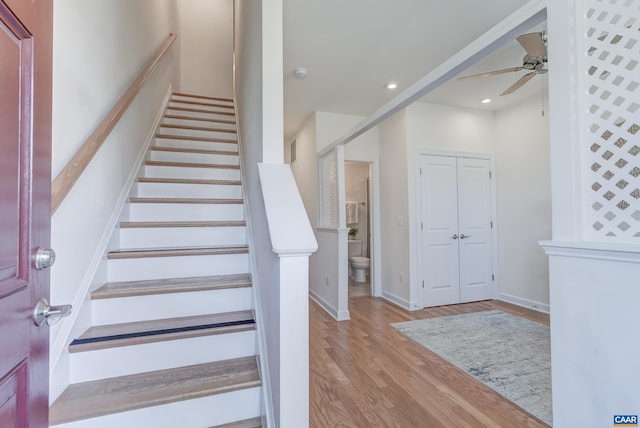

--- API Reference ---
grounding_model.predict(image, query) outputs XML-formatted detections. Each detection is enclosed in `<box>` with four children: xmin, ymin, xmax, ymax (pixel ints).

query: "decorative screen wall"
<box><xmin>319</xmin><ymin>150</ymin><xmax>338</xmax><ymax>228</ymax></box>
<box><xmin>584</xmin><ymin>0</ymin><xmax>640</xmax><ymax>238</ymax></box>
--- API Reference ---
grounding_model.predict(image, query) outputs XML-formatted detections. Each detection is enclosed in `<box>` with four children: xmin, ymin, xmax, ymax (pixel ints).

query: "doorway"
<box><xmin>419</xmin><ymin>155</ymin><xmax>494</xmax><ymax>307</ymax></box>
<box><xmin>345</xmin><ymin>162</ymin><xmax>372</xmax><ymax>298</ymax></box>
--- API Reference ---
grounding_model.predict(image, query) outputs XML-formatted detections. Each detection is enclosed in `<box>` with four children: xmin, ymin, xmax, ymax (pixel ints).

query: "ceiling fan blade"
<box><xmin>500</xmin><ymin>72</ymin><xmax>536</xmax><ymax>96</ymax></box>
<box><xmin>457</xmin><ymin>66</ymin><xmax>525</xmax><ymax>81</ymax></box>
<box><xmin>517</xmin><ymin>32</ymin><xmax>547</xmax><ymax>58</ymax></box>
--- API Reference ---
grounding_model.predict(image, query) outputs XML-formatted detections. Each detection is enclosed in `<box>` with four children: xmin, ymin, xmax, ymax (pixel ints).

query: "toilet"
<box><xmin>347</xmin><ymin>239</ymin><xmax>370</xmax><ymax>283</ymax></box>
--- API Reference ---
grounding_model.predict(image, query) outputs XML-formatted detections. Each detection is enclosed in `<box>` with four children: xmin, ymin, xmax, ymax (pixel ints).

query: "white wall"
<box><xmin>378</xmin><ymin>110</ymin><xmax>411</xmax><ymax>306</ymax></box>
<box><xmin>234</xmin><ymin>0</ymin><xmax>283</xmax><ymax>425</ymax></box>
<box><xmin>495</xmin><ymin>95</ymin><xmax>551</xmax><ymax>309</ymax></box>
<box><xmin>50</xmin><ymin>0</ymin><xmax>177</xmax><ymax>400</ymax></box>
<box><xmin>406</xmin><ymin>102</ymin><xmax>495</xmax><ymax>153</ymax></box>
<box><xmin>174</xmin><ymin>0</ymin><xmax>233</xmax><ymax>97</ymax></box>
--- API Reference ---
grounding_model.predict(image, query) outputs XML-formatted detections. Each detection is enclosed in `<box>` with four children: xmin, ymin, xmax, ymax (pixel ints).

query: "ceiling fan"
<box><xmin>457</xmin><ymin>32</ymin><xmax>548</xmax><ymax>96</ymax></box>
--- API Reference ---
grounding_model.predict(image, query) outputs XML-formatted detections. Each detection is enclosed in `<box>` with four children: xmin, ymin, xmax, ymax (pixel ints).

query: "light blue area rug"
<box><xmin>392</xmin><ymin>310</ymin><xmax>552</xmax><ymax>425</ymax></box>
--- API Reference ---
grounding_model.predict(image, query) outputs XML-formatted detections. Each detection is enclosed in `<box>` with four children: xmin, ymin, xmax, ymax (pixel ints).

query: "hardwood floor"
<box><xmin>310</xmin><ymin>297</ymin><xmax>550</xmax><ymax>427</ymax></box>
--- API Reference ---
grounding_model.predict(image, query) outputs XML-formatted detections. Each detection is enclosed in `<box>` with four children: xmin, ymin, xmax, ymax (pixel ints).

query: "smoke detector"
<box><xmin>293</xmin><ymin>67</ymin><xmax>308</xmax><ymax>79</ymax></box>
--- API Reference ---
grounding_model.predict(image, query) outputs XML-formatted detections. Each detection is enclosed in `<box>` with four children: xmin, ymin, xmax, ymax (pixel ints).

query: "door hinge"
<box><xmin>490</xmin><ymin>221</ymin><xmax>493</xmax><ymax>229</ymax></box>
<box><xmin>492</xmin><ymin>274</ymin><xmax>495</xmax><ymax>281</ymax></box>
<box><xmin>422</xmin><ymin>280</ymin><xmax>425</xmax><ymax>288</ymax></box>
<box><xmin>420</xmin><ymin>167</ymin><xmax>423</xmax><ymax>175</ymax></box>
<box><xmin>421</xmin><ymin>222</ymin><xmax>424</xmax><ymax>230</ymax></box>
<box><xmin>489</xmin><ymin>171</ymin><xmax>492</xmax><ymax>179</ymax></box>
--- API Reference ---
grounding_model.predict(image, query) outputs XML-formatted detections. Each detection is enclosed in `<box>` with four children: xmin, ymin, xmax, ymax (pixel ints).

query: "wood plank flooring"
<box><xmin>310</xmin><ymin>297</ymin><xmax>550</xmax><ymax>428</ymax></box>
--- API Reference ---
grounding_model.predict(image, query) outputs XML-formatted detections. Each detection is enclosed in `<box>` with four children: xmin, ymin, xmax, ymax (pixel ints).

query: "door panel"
<box><xmin>420</xmin><ymin>155</ymin><xmax>460</xmax><ymax>307</ymax></box>
<box><xmin>457</xmin><ymin>158</ymin><xmax>493</xmax><ymax>303</ymax></box>
<box><xmin>420</xmin><ymin>155</ymin><xmax>493</xmax><ymax>308</ymax></box>
<box><xmin>0</xmin><ymin>1</ymin><xmax>52</xmax><ymax>426</ymax></box>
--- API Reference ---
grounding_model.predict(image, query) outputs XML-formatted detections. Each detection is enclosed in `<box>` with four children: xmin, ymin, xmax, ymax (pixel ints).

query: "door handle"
<box><xmin>451</xmin><ymin>234</ymin><xmax>459</xmax><ymax>240</ymax></box>
<box><xmin>460</xmin><ymin>234</ymin><xmax>471</xmax><ymax>239</ymax></box>
<box><xmin>33</xmin><ymin>298</ymin><xmax>72</xmax><ymax>327</ymax></box>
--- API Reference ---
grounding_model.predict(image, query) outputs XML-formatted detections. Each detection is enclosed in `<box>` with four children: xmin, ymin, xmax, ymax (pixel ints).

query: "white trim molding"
<box><xmin>498</xmin><ymin>293</ymin><xmax>550</xmax><ymax>314</ymax></box>
<box><xmin>540</xmin><ymin>240</ymin><xmax>640</xmax><ymax>264</ymax></box>
<box><xmin>382</xmin><ymin>291</ymin><xmax>412</xmax><ymax>311</ymax></box>
<box><xmin>309</xmin><ymin>291</ymin><xmax>350</xmax><ymax>321</ymax></box>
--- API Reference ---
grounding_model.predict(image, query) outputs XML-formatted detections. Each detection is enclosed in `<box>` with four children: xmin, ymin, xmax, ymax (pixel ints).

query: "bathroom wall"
<box><xmin>345</xmin><ymin>163</ymin><xmax>370</xmax><ymax>257</ymax></box>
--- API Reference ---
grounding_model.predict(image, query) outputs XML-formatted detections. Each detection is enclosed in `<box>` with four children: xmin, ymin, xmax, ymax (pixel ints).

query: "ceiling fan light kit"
<box><xmin>457</xmin><ymin>31</ymin><xmax>548</xmax><ymax>96</ymax></box>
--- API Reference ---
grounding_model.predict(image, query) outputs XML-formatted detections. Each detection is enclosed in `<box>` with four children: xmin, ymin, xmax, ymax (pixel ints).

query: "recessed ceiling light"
<box><xmin>481</xmin><ymin>98</ymin><xmax>492</xmax><ymax>104</ymax></box>
<box><xmin>387</xmin><ymin>82</ymin><xmax>398</xmax><ymax>90</ymax></box>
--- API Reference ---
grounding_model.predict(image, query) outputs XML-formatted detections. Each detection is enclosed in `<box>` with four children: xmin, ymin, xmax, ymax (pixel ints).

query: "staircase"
<box><xmin>50</xmin><ymin>93</ymin><xmax>263</xmax><ymax>428</ymax></box>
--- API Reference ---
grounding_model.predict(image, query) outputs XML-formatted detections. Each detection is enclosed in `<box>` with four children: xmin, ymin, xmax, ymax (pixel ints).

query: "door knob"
<box><xmin>460</xmin><ymin>234</ymin><xmax>471</xmax><ymax>239</ymax></box>
<box><xmin>33</xmin><ymin>298</ymin><xmax>72</xmax><ymax>327</ymax></box>
<box><xmin>34</xmin><ymin>247</ymin><xmax>56</xmax><ymax>270</ymax></box>
<box><xmin>451</xmin><ymin>234</ymin><xmax>459</xmax><ymax>240</ymax></box>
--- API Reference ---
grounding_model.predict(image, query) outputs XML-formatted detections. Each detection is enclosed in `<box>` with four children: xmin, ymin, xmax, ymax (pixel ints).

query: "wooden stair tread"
<box><xmin>49</xmin><ymin>357</ymin><xmax>261</xmax><ymax>425</ymax></box>
<box><xmin>170</xmin><ymin>99</ymin><xmax>234</xmax><ymax>110</ymax></box>
<box><xmin>164</xmin><ymin>114</ymin><xmax>235</xmax><ymax>125</ymax></box>
<box><xmin>107</xmin><ymin>246</ymin><xmax>248</xmax><ymax>259</ymax></box>
<box><xmin>150</xmin><ymin>146</ymin><xmax>238</xmax><ymax>156</ymax></box>
<box><xmin>165</xmin><ymin>106</ymin><xmax>235</xmax><ymax>116</ymax></box>
<box><xmin>92</xmin><ymin>274</ymin><xmax>252</xmax><ymax>299</ymax></box>
<box><xmin>160</xmin><ymin>123</ymin><xmax>236</xmax><ymax>134</ymax></box>
<box><xmin>119</xmin><ymin>220</ymin><xmax>246</xmax><ymax>228</ymax></box>
<box><xmin>156</xmin><ymin>133</ymin><xmax>237</xmax><ymax>144</ymax></box>
<box><xmin>70</xmin><ymin>310</ymin><xmax>255</xmax><ymax>353</ymax></box>
<box><xmin>211</xmin><ymin>417</ymin><xmax>262</xmax><ymax>428</ymax></box>
<box><xmin>145</xmin><ymin>160</ymin><xmax>240</xmax><ymax>170</ymax></box>
<box><xmin>172</xmin><ymin>92</ymin><xmax>233</xmax><ymax>102</ymax></box>
<box><xmin>137</xmin><ymin>177</ymin><xmax>242</xmax><ymax>186</ymax></box>
<box><xmin>129</xmin><ymin>196</ymin><xmax>243</xmax><ymax>204</ymax></box>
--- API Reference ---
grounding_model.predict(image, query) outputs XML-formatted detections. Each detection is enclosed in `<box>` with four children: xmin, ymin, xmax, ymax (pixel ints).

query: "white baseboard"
<box><xmin>497</xmin><ymin>293</ymin><xmax>550</xmax><ymax>314</ymax></box>
<box><xmin>49</xmin><ymin>86</ymin><xmax>173</xmax><ymax>401</ymax></box>
<box><xmin>309</xmin><ymin>291</ymin><xmax>350</xmax><ymax>321</ymax></box>
<box><xmin>382</xmin><ymin>291</ymin><xmax>412</xmax><ymax>311</ymax></box>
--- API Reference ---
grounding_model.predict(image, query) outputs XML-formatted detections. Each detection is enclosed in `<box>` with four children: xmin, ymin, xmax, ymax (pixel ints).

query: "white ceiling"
<box><xmin>283</xmin><ymin>0</ymin><xmax>540</xmax><ymax>140</ymax></box>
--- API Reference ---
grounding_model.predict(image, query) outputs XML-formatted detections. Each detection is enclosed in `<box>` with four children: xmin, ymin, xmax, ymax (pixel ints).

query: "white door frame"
<box><xmin>412</xmin><ymin>149</ymin><xmax>498</xmax><ymax>309</ymax></box>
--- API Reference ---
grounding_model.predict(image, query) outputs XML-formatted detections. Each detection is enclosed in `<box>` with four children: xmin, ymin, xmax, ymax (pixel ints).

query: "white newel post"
<box><xmin>258</xmin><ymin>163</ymin><xmax>318</xmax><ymax>428</ymax></box>
<box><xmin>277</xmin><ymin>253</ymin><xmax>311</xmax><ymax>427</ymax></box>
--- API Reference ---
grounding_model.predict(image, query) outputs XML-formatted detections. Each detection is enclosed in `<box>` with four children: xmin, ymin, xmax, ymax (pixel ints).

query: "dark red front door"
<box><xmin>0</xmin><ymin>0</ymin><xmax>52</xmax><ymax>426</ymax></box>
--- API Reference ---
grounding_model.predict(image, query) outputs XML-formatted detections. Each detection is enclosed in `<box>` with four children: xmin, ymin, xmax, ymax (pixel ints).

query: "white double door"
<box><xmin>420</xmin><ymin>155</ymin><xmax>494</xmax><ymax>308</ymax></box>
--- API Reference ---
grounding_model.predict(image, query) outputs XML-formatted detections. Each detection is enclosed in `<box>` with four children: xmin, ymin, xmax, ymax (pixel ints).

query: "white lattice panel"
<box><xmin>319</xmin><ymin>151</ymin><xmax>338</xmax><ymax>228</ymax></box>
<box><xmin>583</xmin><ymin>0</ymin><xmax>640</xmax><ymax>238</ymax></box>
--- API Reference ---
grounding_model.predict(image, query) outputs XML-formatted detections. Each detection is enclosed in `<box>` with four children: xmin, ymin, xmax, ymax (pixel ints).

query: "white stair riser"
<box><xmin>134</xmin><ymin>182</ymin><xmax>242</xmax><ymax>199</ymax></box>
<box><xmin>119</xmin><ymin>226</ymin><xmax>246</xmax><ymax>248</ymax></box>
<box><xmin>52</xmin><ymin>387</ymin><xmax>261</xmax><ymax>428</ymax></box>
<box><xmin>149</xmin><ymin>150</ymin><xmax>239</xmax><ymax>165</ymax></box>
<box><xmin>108</xmin><ymin>253</ymin><xmax>249</xmax><ymax>282</ymax></box>
<box><xmin>163</xmin><ymin>117</ymin><xmax>236</xmax><ymax>131</ymax></box>
<box><xmin>145</xmin><ymin>165</ymin><xmax>240</xmax><ymax>183</ymax></box>
<box><xmin>170</xmin><ymin>97</ymin><xmax>233</xmax><ymax>107</ymax></box>
<box><xmin>167</xmin><ymin>102</ymin><xmax>233</xmax><ymax>114</ymax></box>
<box><xmin>157</xmin><ymin>126</ymin><xmax>236</xmax><ymax>140</ymax></box>
<box><xmin>93</xmin><ymin>287</ymin><xmax>253</xmax><ymax>324</ymax></box>
<box><xmin>128</xmin><ymin>203</ymin><xmax>244</xmax><ymax>222</ymax></box>
<box><xmin>154</xmin><ymin>137</ymin><xmax>237</xmax><ymax>152</ymax></box>
<box><xmin>70</xmin><ymin>330</ymin><xmax>256</xmax><ymax>383</ymax></box>
<box><xmin>163</xmin><ymin>111</ymin><xmax>236</xmax><ymax>125</ymax></box>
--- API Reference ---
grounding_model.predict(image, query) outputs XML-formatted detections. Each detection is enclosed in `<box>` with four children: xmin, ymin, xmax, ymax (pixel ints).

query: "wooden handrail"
<box><xmin>51</xmin><ymin>33</ymin><xmax>177</xmax><ymax>214</ymax></box>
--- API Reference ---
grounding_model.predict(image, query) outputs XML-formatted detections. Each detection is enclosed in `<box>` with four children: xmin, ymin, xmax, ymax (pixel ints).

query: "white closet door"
<box><xmin>420</xmin><ymin>155</ymin><xmax>494</xmax><ymax>308</ymax></box>
<box><xmin>457</xmin><ymin>157</ymin><xmax>493</xmax><ymax>303</ymax></box>
<box><xmin>420</xmin><ymin>155</ymin><xmax>460</xmax><ymax>307</ymax></box>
